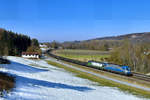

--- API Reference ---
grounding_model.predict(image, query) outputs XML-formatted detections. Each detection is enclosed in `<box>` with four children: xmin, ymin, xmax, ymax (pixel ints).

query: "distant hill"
<box><xmin>64</xmin><ymin>32</ymin><xmax>150</xmax><ymax>43</ymax></box>
<box><xmin>62</xmin><ymin>32</ymin><xmax>150</xmax><ymax>50</ymax></box>
<box><xmin>89</xmin><ymin>32</ymin><xmax>150</xmax><ymax>42</ymax></box>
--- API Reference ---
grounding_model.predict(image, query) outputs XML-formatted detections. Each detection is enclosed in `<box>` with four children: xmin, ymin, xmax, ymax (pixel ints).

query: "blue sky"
<box><xmin>0</xmin><ymin>0</ymin><xmax>150</xmax><ymax>42</ymax></box>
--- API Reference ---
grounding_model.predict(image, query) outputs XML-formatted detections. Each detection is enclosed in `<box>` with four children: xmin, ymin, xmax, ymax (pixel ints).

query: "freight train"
<box><xmin>88</xmin><ymin>60</ymin><xmax>132</xmax><ymax>76</ymax></box>
<box><xmin>47</xmin><ymin>52</ymin><xmax>132</xmax><ymax>76</ymax></box>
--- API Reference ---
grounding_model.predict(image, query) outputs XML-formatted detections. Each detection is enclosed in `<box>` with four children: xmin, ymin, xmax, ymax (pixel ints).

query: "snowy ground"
<box><xmin>0</xmin><ymin>56</ymin><xmax>148</xmax><ymax>100</ymax></box>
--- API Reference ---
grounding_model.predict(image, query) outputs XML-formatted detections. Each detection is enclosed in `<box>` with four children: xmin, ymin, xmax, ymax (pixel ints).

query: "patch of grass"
<box><xmin>0</xmin><ymin>72</ymin><xmax>15</xmax><ymax>97</ymax></box>
<box><xmin>47</xmin><ymin>60</ymin><xmax>150</xmax><ymax>99</ymax></box>
<box><xmin>59</xmin><ymin>54</ymin><xmax>110</xmax><ymax>62</ymax></box>
<box><xmin>54</xmin><ymin>49</ymin><xmax>110</xmax><ymax>55</ymax></box>
<box><xmin>53</xmin><ymin>49</ymin><xmax>110</xmax><ymax>62</ymax></box>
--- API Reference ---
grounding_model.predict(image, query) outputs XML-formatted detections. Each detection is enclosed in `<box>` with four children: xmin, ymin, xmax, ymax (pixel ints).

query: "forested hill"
<box><xmin>91</xmin><ymin>32</ymin><xmax>150</xmax><ymax>42</ymax></box>
<box><xmin>62</xmin><ymin>32</ymin><xmax>150</xmax><ymax>50</ymax></box>
<box><xmin>0</xmin><ymin>28</ymin><xmax>39</xmax><ymax>56</ymax></box>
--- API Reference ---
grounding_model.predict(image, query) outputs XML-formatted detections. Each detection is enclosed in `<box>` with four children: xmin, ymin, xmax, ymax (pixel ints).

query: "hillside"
<box><xmin>0</xmin><ymin>56</ymin><xmax>147</xmax><ymax>99</ymax></box>
<box><xmin>62</xmin><ymin>32</ymin><xmax>150</xmax><ymax>50</ymax></box>
<box><xmin>91</xmin><ymin>32</ymin><xmax>150</xmax><ymax>43</ymax></box>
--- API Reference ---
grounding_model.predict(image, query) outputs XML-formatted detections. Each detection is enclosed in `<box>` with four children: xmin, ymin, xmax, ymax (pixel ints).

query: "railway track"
<box><xmin>132</xmin><ymin>72</ymin><xmax>150</xmax><ymax>82</ymax></box>
<box><xmin>47</xmin><ymin>51</ymin><xmax>150</xmax><ymax>82</ymax></box>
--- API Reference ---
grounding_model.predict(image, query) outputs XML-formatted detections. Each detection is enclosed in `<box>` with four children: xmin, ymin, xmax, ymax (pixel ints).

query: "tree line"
<box><xmin>0</xmin><ymin>28</ymin><xmax>40</xmax><ymax>56</ymax></box>
<box><xmin>107</xmin><ymin>40</ymin><xmax>150</xmax><ymax>74</ymax></box>
<box><xmin>48</xmin><ymin>40</ymin><xmax>121</xmax><ymax>51</ymax></box>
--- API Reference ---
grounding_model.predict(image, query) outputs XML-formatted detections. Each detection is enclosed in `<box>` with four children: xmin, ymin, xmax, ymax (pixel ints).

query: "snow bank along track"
<box><xmin>47</xmin><ymin>52</ymin><xmax>150</xmax><ymax>82</ymax></box>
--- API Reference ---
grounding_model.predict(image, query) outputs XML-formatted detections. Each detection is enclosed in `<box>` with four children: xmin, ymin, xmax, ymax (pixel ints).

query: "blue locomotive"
<box><xmin>87</xmin><ymin>60</ymin><xmax>132</xmax><ymax>76</ymax></box>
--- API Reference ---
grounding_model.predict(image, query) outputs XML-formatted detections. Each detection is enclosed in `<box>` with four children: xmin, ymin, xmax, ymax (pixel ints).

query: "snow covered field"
<box><xmin>0</xmin><ymin>56</ymin><xmax>148</xmax><ymax>100</ymax></box>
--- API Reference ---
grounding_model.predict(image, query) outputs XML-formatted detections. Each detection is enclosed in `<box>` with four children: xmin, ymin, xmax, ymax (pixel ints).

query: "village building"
<box><xmin>22</xmin><ymin>52</ymin><xmax>40</xmax><ymax>59</ymax></box>
<box><xmin>39</xmin><ymin>44</ymin><xmax>48</xmax><ymax>48</ymax></box>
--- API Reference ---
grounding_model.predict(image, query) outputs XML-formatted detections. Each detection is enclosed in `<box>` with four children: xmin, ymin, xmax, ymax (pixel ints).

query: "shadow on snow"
<box><xmin>4</xmin><ymin>61</ymin><xmax>49</xmax><ymax>73</ymax></box>
<box><xmin>16</xmin><ymin>75</ymin><xmax>94</xmax><ymax>92</ymax></box>
<box><xmin>1</xmin><ymin>61</ymin><xmax>94</xmax><ymax>92</ymax></box>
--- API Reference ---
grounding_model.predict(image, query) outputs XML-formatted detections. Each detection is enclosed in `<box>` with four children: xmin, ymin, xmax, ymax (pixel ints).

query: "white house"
<box><xmin>22</xmin><ymin>52</ymin><xmax>40</xmax><ymax>59</ymax></box>
<box><xmin>39</xmin><ymin>44</ymin><xmax>47</xmax><ymax>48</ymax></box>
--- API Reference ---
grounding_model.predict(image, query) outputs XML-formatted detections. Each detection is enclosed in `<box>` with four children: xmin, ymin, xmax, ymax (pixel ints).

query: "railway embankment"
<box><xmin>46</xmin><ymin>56</ymin><xmax>150</xmax><ymax>98</ymax></box>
